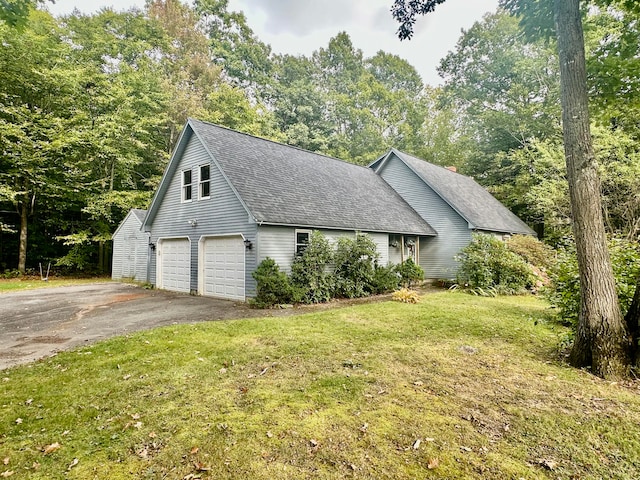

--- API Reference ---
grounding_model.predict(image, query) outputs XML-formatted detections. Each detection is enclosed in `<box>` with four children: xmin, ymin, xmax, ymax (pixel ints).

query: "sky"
<box><xmin>46</xmin><ymin>0</ymin><xmax>500</xmax><ymax>86</ymax></box>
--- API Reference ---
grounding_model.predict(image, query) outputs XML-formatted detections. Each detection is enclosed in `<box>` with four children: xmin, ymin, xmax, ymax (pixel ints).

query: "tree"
<box><xmin>391</xmin><ymin>0</ymin><xmax>633</xmax><ymax>378</ymax></box>
<box><xmin>0</xmin><ymin>10</ymin><xmax>86</xmax><ymax>273</ymax></box>
<box><xmin>0</xmin><ymin>0</ymin><xmax>49</xmax><ymax>29</ymax></box>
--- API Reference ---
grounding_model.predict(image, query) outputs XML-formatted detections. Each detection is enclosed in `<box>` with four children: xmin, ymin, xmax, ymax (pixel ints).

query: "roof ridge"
<box><xmin>188</xmin><ymin>117</ymin><xmax>372</xmax><ymax>170</ymax></box>
<box><xmin>392</xmin><ymin>148</ymin><xmax>463</xmax><ymax>177</ymax></box>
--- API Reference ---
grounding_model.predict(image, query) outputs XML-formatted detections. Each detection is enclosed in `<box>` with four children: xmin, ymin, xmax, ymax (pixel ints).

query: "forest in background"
<box><xmin>1</xmin><ymin>0</ymin><xmax>639</xmax><ymax>274</ymax></box>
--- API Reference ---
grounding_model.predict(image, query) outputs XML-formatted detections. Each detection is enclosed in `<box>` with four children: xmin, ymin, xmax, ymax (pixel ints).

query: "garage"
<box><xmin>199</xmin><ymin>235</ymin><xmax>245</xmax><ymax>300</ymax></box>
<box><xmin>112</xmin><ymin>209</ymin><xmax>148</xmax><ymax>282</ymax></box>
<box><xmin>157</xmin><ymin>237</ymin><xmax>191</xmax><ymax>293</ymax></box>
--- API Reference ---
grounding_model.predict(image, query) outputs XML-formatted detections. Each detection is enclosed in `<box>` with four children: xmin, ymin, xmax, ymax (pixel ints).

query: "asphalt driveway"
<box><xmin>0</xmin><ymin>282</ymin><xmax>268</xmax><ymax>370</ymax></box>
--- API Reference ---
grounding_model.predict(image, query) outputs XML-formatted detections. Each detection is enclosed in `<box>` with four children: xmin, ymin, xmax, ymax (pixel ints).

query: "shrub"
<box><xmin>394</xmin><ymin>258</ymin><xmax>424</xmax><ymax>287</ymax></box>
<box><xmin>456</xmin><ymin>233</ymin><xmax>534</xmax><ymax>295</ymax></box>
<box><xmin>290</xmin><ymin>231</ymin><xmax>334</xmax><ymax>303</ymax></box>
<box><xmin>251</xmin><ymin>257</ymin><xmax>293</xmax><ymax>308</ymax></box>
<box><xmin>392</xmin><ymin>287</ymin><xmax>420</xmax><ymax>304</ymax></box>
<box><xmin>333</xmin><ymin>233</ymin><xmax>379</xmax><ymax>298</ymax></box>
<box><xmin>371</xmin><ymin>263</ymin><xmax>400</xmax><ymax>294</ymax></box>
<box><xmin>506</xmin><ymin>234</ymin><xmax>556</xmax><ymax>271</ymax></box>
<box><xmin>546</xmin><ymin>238</ymin><xmax>640</xmax><ymax>326</ymax></box>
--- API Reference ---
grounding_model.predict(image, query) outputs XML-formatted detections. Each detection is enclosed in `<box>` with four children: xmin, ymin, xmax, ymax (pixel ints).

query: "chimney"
<box><xmin>445</xmin><ymin>166</ymin><xmax>457</xmax><ymax>173</ymax></box>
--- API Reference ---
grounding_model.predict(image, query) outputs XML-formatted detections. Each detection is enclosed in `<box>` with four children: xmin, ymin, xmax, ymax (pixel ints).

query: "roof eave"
<box><xmin>256</xmin><ymin>220</ymin><xmax>437</xmax><ymax>237</ymax></box>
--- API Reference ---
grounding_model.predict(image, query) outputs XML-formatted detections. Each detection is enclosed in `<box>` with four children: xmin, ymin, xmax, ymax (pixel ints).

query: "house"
<box><xmin>369</xmin><ymin>149</ymin><xmax>535</xmax><ymax>279</ymax></box>
<box><xmin>138</xmin><ymin>118</ymin><xmax>534</xmax><ymax>301</ymax></box>
<box><xmin>111</xmin><ymin>208</ymin><xmax>149</xmax><ymax>282</ymax></box>
<box><xmin>140</xmin><ymin>118</ymin><xmax>436</xmax><ymax>300</ymax></box>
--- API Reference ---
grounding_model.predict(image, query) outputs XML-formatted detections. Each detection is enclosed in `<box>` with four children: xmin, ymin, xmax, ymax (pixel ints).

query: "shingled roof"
<box><xmin>379</xmin><ymin>149</ymin><xmax>535</xmax><ymax>236</ymax></box>
<box><xmin>148</xmin><ymin>119</ymin><xmax>436</xmax><ymax>236</ymax></box>
<box><xmin>130</xmin><ymin>209</ymin><xmax>147</xmax><ymax>223</ymax></box>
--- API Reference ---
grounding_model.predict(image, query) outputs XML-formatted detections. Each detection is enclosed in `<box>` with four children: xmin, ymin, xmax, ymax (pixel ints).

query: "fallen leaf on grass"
<box><xmin>413</xmin><ymin>381</ymin><xmax>424</xmax><ymax>386</ymax></box>
<box><xmin>412</xmin><ymin>439</ymin><xmax>421</xmax><ymax>450</ymax></box>
<box><xmin>0</xmin><ymin>471</ymin><xmax>14</xmax><ymax>477</ymax></box>
<box><xmin>67</xmin><ymin>458</ymin><xmax>79</xmax><ymax>471</ymax></box>
<box><xmin>194</xmin><ymin>462</ymin><xmax>210</xmax><ymax>471</ymax></box>
<box><xmin>43</xmin><ymin>443</ymin><xmax>61</xmax><ymax>455</ymax></box>
<box><xmin>427</xmin><ymin>458</ymin><xmax>439</xmax><ymax>469</ymax></box>
<box><xmin>190</xmin><ymin>446</ymin><xmax>199</xmax><ymax>455</ymax></box>
<box><xmin>539</xmin><ymin>459</ymin><xmax>557</xmax><ymax>470</ymax></box>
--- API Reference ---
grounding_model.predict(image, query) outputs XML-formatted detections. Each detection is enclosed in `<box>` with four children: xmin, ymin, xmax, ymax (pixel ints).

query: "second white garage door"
<box><xmin>200</xmin><ymin>235</ymin><xmax>245</xmax><ymax>300</ymax></box>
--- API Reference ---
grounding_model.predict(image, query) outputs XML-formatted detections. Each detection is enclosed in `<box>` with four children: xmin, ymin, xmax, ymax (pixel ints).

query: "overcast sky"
<box><xmin>46</xmin><ymin>0</ymin><xmax>500</xmax><ymax>86</ymax></box>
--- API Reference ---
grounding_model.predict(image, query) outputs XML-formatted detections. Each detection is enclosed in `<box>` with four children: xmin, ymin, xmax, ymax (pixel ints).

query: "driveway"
<box><xmin>0</xmin><ymin>282</ymin><xmax>273</xmax><ymax>370</ymax></box>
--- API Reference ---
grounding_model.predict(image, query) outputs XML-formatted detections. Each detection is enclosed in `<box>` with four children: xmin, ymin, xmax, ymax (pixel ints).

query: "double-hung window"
<box><xmin>182</xmin><ymin>169</ymin><xmax>192</xmax><ymax>202</ymax></box>
<box><xmin>199</xmin><ymin>164</ymin><xmax>211</xmax><ymax>199</ymax></box>
<box><xmin>295</xmin><ymin>229</ymin><xmax>311</xmax><ymax>256</ymax></box>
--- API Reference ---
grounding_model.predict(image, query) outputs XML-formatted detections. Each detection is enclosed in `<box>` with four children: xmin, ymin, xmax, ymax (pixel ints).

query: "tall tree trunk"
<box><xmin>18</xmin><ymin>191</ymin><xmax>28</xmax><ymax>274</ymax></box>
<box><xmin>554</xmin><ymin>0</ymin><xmax>632</xmax><ymax>378</ymax></box>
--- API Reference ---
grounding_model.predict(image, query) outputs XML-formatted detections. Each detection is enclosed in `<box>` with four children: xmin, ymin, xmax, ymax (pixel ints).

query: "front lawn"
<box><xmin>1</xmin><ymin>292</ymin><xmax>639</xmax><ymax>479</ymax></box>
<box><xmin>0</xmin><ymin>277</ymin><xmax>110</xmax><ymax>293</ymax></box>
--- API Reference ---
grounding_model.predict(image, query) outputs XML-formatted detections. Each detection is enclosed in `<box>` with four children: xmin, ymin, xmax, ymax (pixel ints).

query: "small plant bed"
<box><xmin>2</xmin><ymin>293</ymin><xmax>639</xmax><ymax>479</ymax></box>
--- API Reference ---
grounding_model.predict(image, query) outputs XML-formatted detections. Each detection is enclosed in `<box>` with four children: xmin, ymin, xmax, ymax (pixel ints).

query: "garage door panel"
<box><xmin>201</xmin><ymin>236</ymin><xmax>245</xmax><ymax>300</ymax></box>
<box><xmin>159</xmin><ymin>238</ymin><xmax>190</xmax><ymax>293</ymax></box>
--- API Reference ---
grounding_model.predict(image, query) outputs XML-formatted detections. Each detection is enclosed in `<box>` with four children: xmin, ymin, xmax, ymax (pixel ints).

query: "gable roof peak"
<box><xmin>381</xmin><ymin>149</ymin><xmax>535</xmax><ymax>236</ymax></box>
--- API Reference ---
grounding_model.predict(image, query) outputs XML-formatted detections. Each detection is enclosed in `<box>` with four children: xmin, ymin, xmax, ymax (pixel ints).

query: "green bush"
<box><xmin>371</xmin><ymin>263</ymin><xmax>400</xmax><ymax>294</ymax></box>
<box><xmin>456</xmin><ymin>233</ymin><xmax>534</xmax><ymax>295</ymax></box>
<box><xmin>546</xmin><ymin>238</ymin><xmax>640</xmax><ymax>326</ymax></box>
<box><xmin>251</xmin><ymin>257</ymin><xmax>293</xmax><ymax>308</ymax></box>
<box><xmin>506</xmin><ymin>234</ymin><xmax>556</xmax><ymax>270</ymax></box>
<box><xmin>333</xmin><ymin>233</ymin><xmax>379</xmax><ymax>298</ymax></box>
<box><xmin>395</xmin><ymin>258</ymin><xmax>424</xmax><ymax>287</ymax></box>
<box><xmin>290</xmin><ymin>231</ymin><xmax>334</xmax><ymax>303</ymax></box>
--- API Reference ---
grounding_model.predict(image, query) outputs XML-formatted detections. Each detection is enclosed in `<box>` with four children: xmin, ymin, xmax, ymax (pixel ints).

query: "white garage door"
<box><xmin>201</xmin><ymin>236</ymin><xmax>245</xmax><ymax>300</ymax></box>
<box><xmin>158</xmin><ymin>238</ymin><xmax>190</xmax><ymax>293</ymax></box>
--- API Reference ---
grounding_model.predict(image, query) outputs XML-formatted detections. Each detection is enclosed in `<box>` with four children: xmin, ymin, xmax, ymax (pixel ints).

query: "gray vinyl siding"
<box><xmin>148</xmin><ymin>134</ymin><xmax>257</xmax><ymax>297</ymax></box>
<box><xmin>378</xmin><ymin>154</ymin><xmax>472</xmax><ymax>279</ymax></box>
<box><xmin>112</xmin><ymin>214</ymin><xmax>148</xmax><ymax>282</ymax></box>
<box><xmin>257</xmin><ymin>226</ymin><xmax>388</xmax><ymax>273</ymax></box>
<box><xmin>369</xmin><ymin>233</ymin><xmax>389</xmax><ymax>266</ymax></box>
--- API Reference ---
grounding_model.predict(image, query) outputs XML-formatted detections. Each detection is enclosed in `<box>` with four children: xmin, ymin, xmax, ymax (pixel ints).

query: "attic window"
<box><xmin>295</xmin><ymin>229</ymin><xmax>311</xmax><ymax>256</ymax></box>
<box><xmin>199</xmin><ymin>165</ymin><xmax>211</xmax><ymax>199</ymax></box>
<box><xmin>182</xmin><ymin>169</ymin><xmax>192</xmax><ymax>202</ymax></box>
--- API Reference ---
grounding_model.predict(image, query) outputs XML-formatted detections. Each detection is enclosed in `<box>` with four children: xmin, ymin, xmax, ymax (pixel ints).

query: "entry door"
<box><xmin>201</xmin><ymin>236</ymin><xmax>245</xmax><ymax>300</ymax></box>
<box><xmin>158</xmin><ymin>238</ymin><xmax>190</xmax><ymax>293</ymax></box>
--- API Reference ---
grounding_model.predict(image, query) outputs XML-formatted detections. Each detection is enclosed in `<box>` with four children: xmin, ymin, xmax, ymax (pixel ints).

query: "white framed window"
<box><xmin>199</xmin><ymin>164</ymin><xmax>211</xmax><ymax>199</ymax></box>
<box><xmin>182</xmin><ymin>169</ymin><xmax>193</xmax><ymax>203</ymax></box>
<box><xmin>295</xmin><ymin>229</ymin><xmax>312</xmax><ymax>255</ymax></box>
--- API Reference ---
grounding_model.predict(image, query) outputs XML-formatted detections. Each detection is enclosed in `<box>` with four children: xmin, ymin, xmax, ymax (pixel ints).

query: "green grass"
<box><xmin>1</xmin><ymin>292</ymin><xmax>639</xmax><ymax>479</ymax></box>
<box><xmin>0</xmin><ymin>277</ymin><xmax>111</xmax><ymax>292</ymax></box>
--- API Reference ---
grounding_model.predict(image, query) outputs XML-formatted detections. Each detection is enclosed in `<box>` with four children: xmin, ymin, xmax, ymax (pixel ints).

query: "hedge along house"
<box><xmin>141</xmin><ymin>118</ymin><xmax>437</xmax><ymax>301</ymax></box>
<box><xmin>111</xmin><ymin>208</ymin><xmax>149</xmax><ymax>282</ymax></box>
<box><xmin>369</xmin><ymin>149</ymin><xmax>536</xmax><ymax>279</ymax></box>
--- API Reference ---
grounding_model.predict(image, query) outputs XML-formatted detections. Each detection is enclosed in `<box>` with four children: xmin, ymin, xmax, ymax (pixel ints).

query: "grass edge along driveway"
<box><xmin>2</xmin><ymin>292</ymin><xmax>639</xmax><ymax>479</ymax></box>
